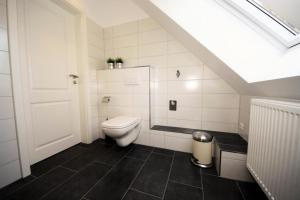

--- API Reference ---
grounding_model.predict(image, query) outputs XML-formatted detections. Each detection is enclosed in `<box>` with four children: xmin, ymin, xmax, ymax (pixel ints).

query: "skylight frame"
<box><xmin>222</xmin><ymin>0</ymin><xmax>300</xmax><ymax>48</ymax></box>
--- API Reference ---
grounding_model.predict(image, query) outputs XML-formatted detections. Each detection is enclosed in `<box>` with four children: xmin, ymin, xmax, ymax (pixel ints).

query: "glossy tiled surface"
<box><xmin>0</xmin><ymin>139</ymin><xmax>267</xmax><ymax>200</ymax></box>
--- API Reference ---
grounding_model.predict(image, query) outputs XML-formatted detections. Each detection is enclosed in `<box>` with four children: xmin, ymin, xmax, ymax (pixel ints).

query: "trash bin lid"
<box><xmin>192</xmin><ymin>131</ymin><xmax>213</xmax><ymax>142</ymax></box>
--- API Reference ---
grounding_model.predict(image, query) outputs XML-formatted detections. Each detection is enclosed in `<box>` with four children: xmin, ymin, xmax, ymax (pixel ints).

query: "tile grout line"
<box><xmin>130</xmin><ymin>188</ymin><xmax>162</xmax><ymax>199</ymax></box>
<box><xmin>161</xmin><ymin>151</ymin><xmax>175</xmax><ymax>200</ymax></box>
<box><xmin>80</xmin><ymin>145</ymin><xmax>135</xmax><ymax>200</ymax></box>
<box><xmin>200</xmin><ymin>167</ymin><xmax>205</xmax><ymax>200</ymax></box>
<box><xmin>58</xmin><ymin>165</ymin><xmax>79</xmax><ymax>173</ymax></box>
<box><xmin>236</xmin><ymin>181</ymin><xmax>246</xmax><ymax>200</ymax></box>
<box><xmin>168</xmin><ymin>179</ymin><xmax>202</xmax><ymax>189</ymax></box>
<box><xmin>151</xmin><ymin>151</ymin><xmax>174</xmax><ymax>158</ymax></box>
<box><xmin>120</xmin><ymin>148</ymin><xmax>155</xmax><ymax>200</ymax></box>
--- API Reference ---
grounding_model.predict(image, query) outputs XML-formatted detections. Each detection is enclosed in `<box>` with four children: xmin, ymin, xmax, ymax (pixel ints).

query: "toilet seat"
<box><xmin>102</xmin><ymin>116</ymin><xmax>139</xmax><ymax>129</ymax></box>
<box><xmin>102</xmin><ymin>116</ymin><xmax>141</xmax><ymax>139</ymax></box>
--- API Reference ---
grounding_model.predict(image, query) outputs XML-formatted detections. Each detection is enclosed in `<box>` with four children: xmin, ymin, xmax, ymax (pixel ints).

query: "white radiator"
<box><xmin>247</xmin><ymin>99</ymin><xmax>300</xmax><ymax>200</ymax></box>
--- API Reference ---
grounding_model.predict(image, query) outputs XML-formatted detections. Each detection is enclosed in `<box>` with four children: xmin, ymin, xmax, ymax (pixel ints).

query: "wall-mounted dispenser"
<box><xmin>169</xmin><ymin>100</ymin><xmax>177</xmax><ymax>111</ymax></box>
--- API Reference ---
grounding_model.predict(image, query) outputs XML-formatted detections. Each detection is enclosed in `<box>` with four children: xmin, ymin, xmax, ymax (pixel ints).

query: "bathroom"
<box><xmin>0</xmin><ymin>0</ymin><xmax>300</xmax><ymax>200</ymax></box>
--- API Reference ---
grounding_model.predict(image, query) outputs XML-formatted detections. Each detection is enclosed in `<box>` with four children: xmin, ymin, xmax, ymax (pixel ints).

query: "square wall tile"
<box><xmin>0</xmin><ymin>140</ymin><xmax>19</xmax><ymax>166</ymax></box>
<box><xmin>139</xmin><ymin>18</ymin><xmax>161</xmax><ymax>32</ymax></box>
<box><xmin>203</xmin><ymin>65</ymin><xmax>220</xmax><ymax>79</ymax></box>
<box><xmin>113</xmin><ymin>21</ymin><xmax>138</xmax><ymax>37</ymax></box>
<box><xmin>104</xmin><ymin>39</ymin><xmax>114</xmax><ymax>50</ymax></box>
<box><xmin>139</xmin><ymin>29</ymin><xmax>167</xmax><ymax>44</ymax></box>
<box><xmin>202</xmin><ymin>122</ymin><xmax>238</xmax><ymax>133</ymax></box>
<box><xmin>167</xmin><ymin>107</ymin><xmax>202</xmax><ymax>121</ymax></box>
<box><xmin>139</xmin><ymin>42</ymin><xmax>167</xmax><ymax>57</ymax></box>
<box><xmin>153</xmin><ymin>81</ymin><xmax>167</xmax><ymax>94</ymax></box>
<box><xmin>167</xmin><ymin>80</ymin><xmax>202</xmax><ymax>94</ymax></box>
<box><xmin>153</xmin><ymin>68</ymin><xmax>167</xmax><ymax>81</ymax></box>
<box><xmin>0</xmin><ymin>74</ymin><xmax>11</xmax><ymax>97</ymax></box>
<box><xmin>103</xmin><ymin>27</ymin><xmax>113</xmax><ymax>39</ymax></box>
<box><xmin>167</xmin><ymin>40</ymin><xmax>187</xmax><ymax>54</ymax></box>
<box><xmin>139</xmin><ymin>55</ymin><xmax>167</xmax><ymax>68</ymax></box>
<box><xmin>167</xmin><ymin>119</ymin><xmax>202</xmax><ymax>129</ymax></box>
<box><xmin>149</xmin><ymin>131</ymin><xmax>165</xmax><ymax>148</ymax></box>
<box><xmin>167</xmin><ymin>52</ymin><xmax>202</xmax><ymax>67</ymax></box>
<box><xmin>113</xmin><ymin>34</ymin><xmax>138</xmax><ymax>48</ymax></box>
<box><xmin>0</xmin><ymin>160</ymin><xmax>21</xmax><ymax>188</ymax></box>
<box><xmin>203</xmin><ymin>94</ymin><xmax>240</xmax><ymax>109</ymax></box>
<box><xmin>0</xmin><ymin>118</ymin><xmax>16</xmax><ymax>142</ymax></box>
<box><xmin>167</xmin><ymin>66</ymin><xmax>203</xmax><ymax>81</ymax></box>
<box><xmin>0</xmin><ymin>28</ymin><xmax>8</xmax><ymax>51</ymax></box>
<box><xmin>203</xmin><ymin>79</ymin><xmax>236</xmax><ymax>94</ymax></box>
<box><xmin>0</xmin><ymin>97</ymin><xmax>14</xmax><ymax>119</ymax></box>
<box><xmin>202</xmin><ymin>108</ymin><xmax>239</xmax><ymax>123</ymax></box>
<box><xmin>165</xmin><ymin>135</ymin><xmax>192</xmax><ymax>153</ymax></box>
<box><xmin>0</xmin><ymin>4</ymin><xmax>7</xmax><ymax>28</ymax></box>
<box><xmin>115</xmin><ymin>46</ymin><xmax>138</xmax><ymax>59</ymax></box>
<box><xmin>0</xmin><ymin>51</ymin><xmax>10</xmax><ymax>74</ymax></box>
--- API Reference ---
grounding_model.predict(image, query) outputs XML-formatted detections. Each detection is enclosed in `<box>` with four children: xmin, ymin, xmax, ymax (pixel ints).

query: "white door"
<box><xmin>22</xmin><ymin>0</ymin><xmax>81</xmax><ymax>164</ymax></box>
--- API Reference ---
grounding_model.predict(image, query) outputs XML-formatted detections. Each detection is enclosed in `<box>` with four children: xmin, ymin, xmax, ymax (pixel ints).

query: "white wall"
<box><xmin>86</xmin><ymin>18</ymin><xmax>105</xmax><ymax>141</ymax></box>
<box><xmin>0</xmin><ymin>0</ymin><xmax>22</xmax><ymax>188</ymax></box>
<box><xmin>102</xmin><ymin>18</ymin><xmax>240</xmax><ymax>133</ymax></box>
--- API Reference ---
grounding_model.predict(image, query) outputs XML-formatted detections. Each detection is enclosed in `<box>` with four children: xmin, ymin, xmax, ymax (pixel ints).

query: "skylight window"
<box><xmin>223</xmin><ymin>0</ymin><xmax>300</xmax><ymax>48</ymax></box>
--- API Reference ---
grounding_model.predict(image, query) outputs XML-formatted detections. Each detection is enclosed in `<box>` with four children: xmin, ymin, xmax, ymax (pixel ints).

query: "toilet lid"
<box><xmin>102</xmin><ymin>116</ymin><xmax>139</xmax><ymax>129</ymax></box>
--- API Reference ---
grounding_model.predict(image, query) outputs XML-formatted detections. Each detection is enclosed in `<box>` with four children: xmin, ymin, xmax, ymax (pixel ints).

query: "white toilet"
<box><xmin>102</xmin><ymin>116</ymin><xmax>142</xmax><ymax>147</ymax></box>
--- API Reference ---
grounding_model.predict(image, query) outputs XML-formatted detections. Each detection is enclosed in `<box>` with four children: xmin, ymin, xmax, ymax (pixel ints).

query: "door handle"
<box><xmin>69</xmin><ymin>74</ymin><xmax>79</xmax><ymax>79</ymax></box>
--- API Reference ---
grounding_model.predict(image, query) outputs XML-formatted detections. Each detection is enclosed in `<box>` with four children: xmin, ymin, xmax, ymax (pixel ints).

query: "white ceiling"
<box><xmin>82</xmin><ymin>0</ymin><xmax>148</xmax><ymax>27</ymax></box>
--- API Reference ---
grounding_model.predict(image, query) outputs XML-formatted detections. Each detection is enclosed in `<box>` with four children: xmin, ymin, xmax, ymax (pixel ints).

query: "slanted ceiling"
<box><xmin>133</xmin><ymin>0</ymin><xmax>300</xmax><ymax>99</ymax></box>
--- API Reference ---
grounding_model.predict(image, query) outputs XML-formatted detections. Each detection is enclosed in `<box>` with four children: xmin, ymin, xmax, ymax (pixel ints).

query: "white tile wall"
<box><xmin>0</xmin><ymin>51</ymin><xmax>10</xmax><ymax>74</ymax></box>
<box><xmin>86</xmin><ymin>18</ymin><xmax>105</xmax><ymax>140</ymax></box>
<box><xmin>0</xmin><ymin>1</ymin><xmax>21</xmax><ymax>188</ymax></box>
<box><xmin>101</xmin><ymin>17</ymin><xmax>240</xmax><ymax>152</ymax></box>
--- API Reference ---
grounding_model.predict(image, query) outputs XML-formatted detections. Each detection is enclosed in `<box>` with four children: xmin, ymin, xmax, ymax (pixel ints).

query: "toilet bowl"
<box><xmin>102</xmin><ymin>116</ymin><xmax>141</xmax><ymax>147</ymax></box>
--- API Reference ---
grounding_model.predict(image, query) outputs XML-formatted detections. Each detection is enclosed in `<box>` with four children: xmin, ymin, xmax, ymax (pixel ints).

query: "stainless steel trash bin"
<box><xmin>191</xmin><ymin>131</ymin><xmax>213</xmax><ymax>168</ymax></box>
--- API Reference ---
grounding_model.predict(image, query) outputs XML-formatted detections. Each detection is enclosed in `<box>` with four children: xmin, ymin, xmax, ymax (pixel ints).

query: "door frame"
<box><xmin>7</xmin><ymin>0</ymin><xmax>91</xmax><ymax>177</ymax></box>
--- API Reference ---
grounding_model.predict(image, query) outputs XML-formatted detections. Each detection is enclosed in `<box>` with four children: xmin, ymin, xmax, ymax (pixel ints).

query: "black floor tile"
<box><xmin>76</xmin><ymin>139</ymin><xmax>106</xmax><ymax>150</ymax></box>
<box><xmin>0</xmin><ymin>175</ymin><xmax>36</xmax><ymax>200</ymax></box>
<box><xmin>31</xmin><ymin>145</ymin><xmax>87</xmax><ymax>176</ymax></box>
<box><xmin>127</xmin><ymin>148</ymin><xmax>151</xmax><ymax>161</ymax></box>
<box><xmin>170</xmin><ymin>152</ymin><xmax>201</xmax><ymax>187</ymax></box>
<box><xmin>200</xmin><ymin>165</ymin><xmax>218</xmax><ymax>176</ymax></box>
<box><xmin>202</xmin><ymin>174</ymin><xmax>243</xmax><ymax>200</ymax></box>
<box><xmin>238</xmin><ymin>181</ymin><xmax>268</xmax><ymax>200</ymax></box>
<box><xmin>133</xmin><ymin>144</ymin><xmax>154</xmax><ymax>152</ymax></box>
<box><xmin>132</xmin><ymin>153</ymin><xmax>172</xmax><ymax>197</ymax></box>
<box><xmin>41</xmin><ymin>162</ymin><xmax>110</xmax><ymax>200</ymax></box>
<box><xmin>62</xmin><ymin>142</ymin><xmax>115</xmax><ymax>170</ymax></box>
<box><xmin>164</xmin><ymin>181</ymin><xmax>203</xmax><ymax>200</ymax></box>
<box><xmin>94</xmin><ymin>144</ymin><xmax>134</xmax><ymax>166</ymax></box>
<box><xmin>153</xmin><ymin>148</ymin><xmax>174</xmax><ymax>157</ymax></box>
<box><xmin>62</xmin><ymin>150</ymin><xmax>100</xmax><ymax>171</ymax></box>
<box><xmin>123</xmin><ymin>190</ymin><xmax>161</xmax><ymax>200</ymax></box>
<box><xmin>7</xmin><ymin>167</ymin><xmax>74</xmax><ymax>200</ymax></box>
<box><xmin>85</xmin><ymin>157</ymin><xmax>143</xmax><ymax>200</ymax></box>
